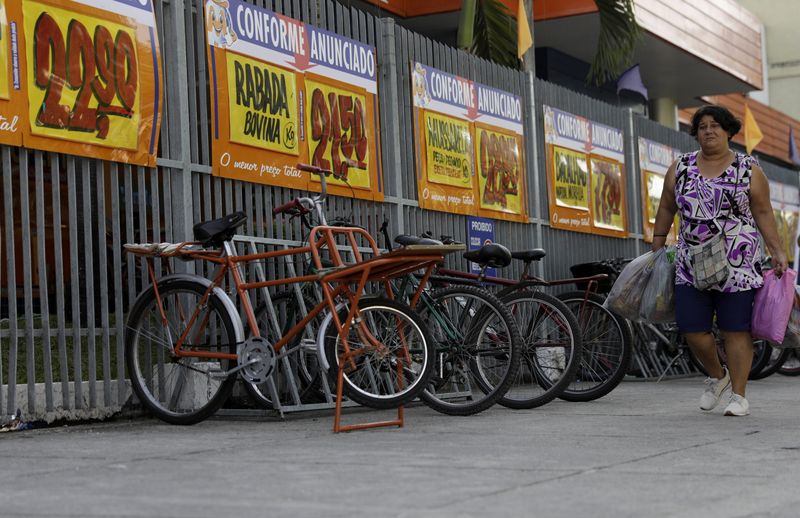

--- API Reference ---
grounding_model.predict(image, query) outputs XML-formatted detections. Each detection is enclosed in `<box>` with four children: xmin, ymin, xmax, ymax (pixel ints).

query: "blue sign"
<box><xmin>467</xmin><ymin>216</ymin><xmax>496</xmax><ymax>278</ymax></box>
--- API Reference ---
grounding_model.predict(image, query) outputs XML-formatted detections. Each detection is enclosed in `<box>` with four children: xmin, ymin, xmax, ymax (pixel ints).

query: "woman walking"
<box><xmin>651</xmin><ymin>104</ymin><xmax>787</xmax><ymax>416</ymax></box>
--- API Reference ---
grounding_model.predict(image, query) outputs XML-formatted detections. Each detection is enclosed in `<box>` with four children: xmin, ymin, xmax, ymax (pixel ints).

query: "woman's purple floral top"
<box><xmin>674</xmin><ymin>151</ymin><xmax>763</xmax><ymax>292</ymax></box>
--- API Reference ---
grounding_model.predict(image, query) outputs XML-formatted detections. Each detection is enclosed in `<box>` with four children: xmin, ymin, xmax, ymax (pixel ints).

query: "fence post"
<box><xmin>524</xmin><ymin>71</ymin><xmax>544</xmax><ymax>278</ymax></box>
<box><xmin>166</xmin><ymin>0</ymin><xmax>195</xmax><ymax>245</ymax></box>
<box><xmin>379</xmin><ymin>17</ymin><xmax>406</xmax><ymax>239</ymax></box>
<box><xmin>626</xmin><ymin>108</ymin><xmax>643</xmax><ymax>256</ymax></box>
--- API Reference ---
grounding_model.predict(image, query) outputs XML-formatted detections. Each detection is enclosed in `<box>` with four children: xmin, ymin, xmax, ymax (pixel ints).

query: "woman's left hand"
<box><xmin>772</xmin><ymin>250</ymin><xmax>789</xmax><ymax>277</ymax></box>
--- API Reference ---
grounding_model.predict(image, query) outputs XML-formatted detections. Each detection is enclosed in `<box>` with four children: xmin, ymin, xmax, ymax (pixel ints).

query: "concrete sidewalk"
<box><xmin>1</xmin><ymin>375</ymin><xmax>799</xmax><ymax>518</ymax></box>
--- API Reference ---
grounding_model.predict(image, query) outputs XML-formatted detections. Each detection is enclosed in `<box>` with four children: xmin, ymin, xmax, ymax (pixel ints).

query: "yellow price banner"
<box><xmin>645</xmin><ymin>171</ymin><xmax>663</xmax><ymax>225</ymax></box>
<box><xmin>305</xmin><ymin>77</ymin><xmax>372</xmax><ymax>191</ymax></box>
<box><xmin>226</xmin><ymin>52</ymin><xmax>298</xmax><ymax>155</ymax></box>
<box><xmin>553</xmin><ymin>146</ymin><xmax>588</xmax><ymax>210</ymax></box>
<box><xmin>24</xmin><ymin>1</ymin><xmax>141</xmax><ymax>150</ymax></box>
<box><xmin>476</xmin><ymin>126</ymin><xmax>523</xmax><ymax>216</ymax></box>
<box><xmin>590</xmin><ymin>157</ymin><xmax>625</xmax><ymax>231</ymax></box>
<box><xmin>423</xmin><ymin>110</ymin><xmax>473</xmax><ymax>188</ymax></box>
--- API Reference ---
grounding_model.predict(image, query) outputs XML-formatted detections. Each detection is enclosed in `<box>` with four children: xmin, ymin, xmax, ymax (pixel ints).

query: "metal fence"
<box><xmin>2</xmin><ymin>0</ymin><xmax>797</xmax><ymax>421</ymax></box>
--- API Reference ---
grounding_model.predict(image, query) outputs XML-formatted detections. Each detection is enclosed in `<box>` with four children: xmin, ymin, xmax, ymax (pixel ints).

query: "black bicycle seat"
<box><xmin>193</xmin><ymin>211</ymin><xmax>247</xmax><ymax>246</ymax></box>
<box><xmin>510</xmin><ymin>249</ymin><xmax>546</xmax><ymax>262</ymax></box>
<box><xmin>394</xmin><ymin>234</ymin><xmax>443</xmax><ymax>247</ymax></box>
<box><xmin>463</xmin><ymin>243</ymin><xmax>512</xmax><ymax>268</ymax></box>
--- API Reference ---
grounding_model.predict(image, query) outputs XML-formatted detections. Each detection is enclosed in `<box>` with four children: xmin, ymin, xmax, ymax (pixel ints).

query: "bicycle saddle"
<box><xmin>510</xmin><ymin>249</ymin><xmax>546</xmax><ymax>262</ymax></box>
<box><xmin>463</xmin><ymin>243</ymin><xmax>512</xmax><ymax>268</ymax></box>
<box><xmin>193</xmin><ymin>211</ymin><xmax>247</xmax><ymax>246</ymax></box>
<box><xmin>394</xmin><ymin>234</ymin><xmax>443</xmax><ymax>247</ymax></box>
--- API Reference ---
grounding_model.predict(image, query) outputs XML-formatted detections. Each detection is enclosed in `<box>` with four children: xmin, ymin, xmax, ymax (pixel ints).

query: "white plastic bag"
<box><xmin>639</xmin><ymin>247</ymin><xmax>675</xmax><ymax>324</ymax></box>
<box><xmin>603</xmin><ymin>251</ymin><xmax>657</xmax><ymax>322</ymax></box>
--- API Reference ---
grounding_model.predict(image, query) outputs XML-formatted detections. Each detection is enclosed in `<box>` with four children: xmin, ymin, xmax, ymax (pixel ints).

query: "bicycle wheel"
<box><xmin>417</xmin><ymin>285</ymin><xmax>522</xmax><ymax>416</ymax></box>
<box><xmin>243</xmin><ymin>291</ymin><xmax>323</xmax><ymax>408</ymax></box>
<box><xmin>749</xmin><ymin>344</ymin><xmax>791</xmax><ymax>380</ymax></box>
<box><xmin>499</xmin><ymin>290</ymin><xmax>582</xmax><ymax>409</ymax></box>
<box><xmin>555</xmin><ymin>291</ymin><xmax>633</xmax><ymax>401</ymax></box>
<box><xmin>125</xmin><ymin>279</ymin><xmax>238</xmax><ymax>425</ymax></box>
<box><xmin>323</xmin><ymin>296</ymin><xmax>434</xmax><ymax>409</ymax></box>
<box><xmin>779</xmin><ymin>349</ymin><xmax>800</xmax><ymax>376</ymax></box>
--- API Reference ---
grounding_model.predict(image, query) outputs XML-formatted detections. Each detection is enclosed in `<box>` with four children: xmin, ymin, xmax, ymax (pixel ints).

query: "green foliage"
<box><xmin>469</xmin><ymin>0</ymin><xmax>519</xmax><ymax>69</ymax></box>
<box><xmin>457</xmin><ymin>0</ymin><xmax>641</xmax><ymax>79</ymax></box>
<box><xmin>585</xmin><ymin>0</ymin><xmax>642</xmax><ymax>86</ymax></box>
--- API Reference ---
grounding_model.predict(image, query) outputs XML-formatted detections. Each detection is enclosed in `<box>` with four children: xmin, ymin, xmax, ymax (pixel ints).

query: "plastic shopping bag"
<box><xmin>776</xmin><ymin>287</ymin><xmax>800</xmax><ymax>349</ymax></box>
<box><xmin>603</xmin><ymin>251</ymin><xmax>658</xmax><ymax>322</ymax></box>
<box><xmin>751</xmin><ymin>268</ymin><xmax>797</xmax><ymax>343</ymax></box>
<box><xmin>640</xmin><ymin>247</ymin><xmax>676</xmax><ymax>324</ymax></box>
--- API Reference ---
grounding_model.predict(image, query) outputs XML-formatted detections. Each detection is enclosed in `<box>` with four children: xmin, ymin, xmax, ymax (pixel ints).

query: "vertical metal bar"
<box><xmin>109</xmin><ymin>163</ymin><xmax>126</xmax><ymax>405</ymax></box>
<box><xmin>626</xmin><ymin>108</ymin><xmax>643</xmax><ymax>256</ymax></box>
<box><xmin>2</xmin><ymin>147</ymin><xmax>18</xmax><ymax>415</ymax></box>
<box><xmin>66</xmin><ymin>156</ymin><xmax>83</xmax><ymax>409</ymax></box>
<box><xmin>0</xmin><ymin>149</ymin><xmax>4</xmax><ymax>408</ymax></box>
<box><xmin>81</xmin><ymin>159</ymin><xmax>97</xmax><ymax>409</ymax></box>
<box><xmin>34</xmin><ymin>151</ymin><xmax>54</xmax><ymax>412</ymax></box>
<box><xmin>95</xmin><ymin>160</ymin><xmax>111</xmax><ymax>407</ymax></box>
<box><xmin>380</xmin><ymin>18</ymin><xmax>404</xmax><ymax>238</ymax></box>
<box><xmin>17</xmin><ymin>148</ymin><xmax>35</xmax><ymax>414</ymax></box>
<box><xmin>50</xmin><ymin>153</ymin><xmax>69</xmax><ymax>408</ymax></box>
<box><xmin>170</xmin><ymin>0</ymin><xmax>195</xmax><ymax>252</ymax></box>
<box><xmin>124</xmin><ymin>164</ymin><xmax>136</xmax><ymax>306</ymax></box>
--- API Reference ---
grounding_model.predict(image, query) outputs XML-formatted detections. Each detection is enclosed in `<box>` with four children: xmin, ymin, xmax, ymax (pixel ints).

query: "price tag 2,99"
<box><xmin>24</xmin><ymin>1</ymin><xmax>141</xmax><ymax>150</ymax></box>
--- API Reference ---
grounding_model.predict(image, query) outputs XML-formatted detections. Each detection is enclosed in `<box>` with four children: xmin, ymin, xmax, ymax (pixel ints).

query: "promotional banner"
<box><xmin>20</xmin><ymin>0</ymin><xmax>162</xmax><ymax>166</ymax></box>
<box><xmin>638</xmin><ymin>137</ymin><xmax>680</xmax><ymax>243</ymax></box>
<box><xmin>205</xmin><ymin>0</ymin><xmax>382</xmax><ymax>200</ymax></box>
<box><xmin>411</xmin><ymin>62</ymin><xmax>527</xmax><ymax>222</ymax></box>
<box><xmin>769</xmin><ymin>180</ymin><xmax>800</xmax><ymax>262</ymax></box>
<box><xmin>0</xmin><ymin>0</ymin><xmax>23</xmax><ymax>146</ymax></box>
<box><xmin>467</xmin><ymin>216</ymin><xmax>496</xmax><ymax>277</ymax></box>
<box><xmin>542</xmin><ymin>105</ymin><xmax>626</xmax><ymax>237</ymax></box>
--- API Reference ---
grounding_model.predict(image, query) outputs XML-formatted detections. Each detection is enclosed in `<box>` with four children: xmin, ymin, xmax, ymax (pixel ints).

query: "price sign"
<box><xmin>25</xmin><ymin>2</ymin><xmax>140</xmax><ymax>149</ymax></box>
<box><xmin>18</xmin><ymin>0</ymin><xmax>162</xmax><ymax>166</ymax></box>
<box><xmin>305</xmin><ymin>78</ymin><xmax>371</xmax><ymax>191</ymax></box>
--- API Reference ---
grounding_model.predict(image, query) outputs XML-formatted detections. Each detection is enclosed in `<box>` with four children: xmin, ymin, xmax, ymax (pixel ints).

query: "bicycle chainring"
<box><xmin>238</xmin><ymin>337</ymin><xmax>276</xmax><ymax>384</ymax></box>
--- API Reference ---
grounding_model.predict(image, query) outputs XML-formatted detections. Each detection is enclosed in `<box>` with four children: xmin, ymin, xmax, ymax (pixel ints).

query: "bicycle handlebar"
<box><xmin>272</xmin><ymin>198</ymin><xmax>308</xmax><ymax>216</ymax></box>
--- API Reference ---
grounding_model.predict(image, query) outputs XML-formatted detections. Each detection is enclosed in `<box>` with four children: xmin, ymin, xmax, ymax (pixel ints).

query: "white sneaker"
<box><xmin>724</xmin><ymin>393</ymin><xmax>750</xmax><ymax>416</ymax></box>
<box><xmin>699</xmin><ymin>367</ymin><xmax>730</xmax><ymax>411</ymax></box>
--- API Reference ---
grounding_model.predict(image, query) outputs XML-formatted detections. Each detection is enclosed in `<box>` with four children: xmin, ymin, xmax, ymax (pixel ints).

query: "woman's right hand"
<box><xmin>651</xmin><ymin>236</ymin><xmax>668</xmax><ymax>252</ymax></box>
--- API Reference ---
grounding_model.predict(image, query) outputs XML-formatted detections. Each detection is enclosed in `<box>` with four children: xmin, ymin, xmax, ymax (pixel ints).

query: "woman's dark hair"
<box><xmin>690</xmin><ymin>105</ymin><xmax>741</xmax><ymax>140</ymax></box>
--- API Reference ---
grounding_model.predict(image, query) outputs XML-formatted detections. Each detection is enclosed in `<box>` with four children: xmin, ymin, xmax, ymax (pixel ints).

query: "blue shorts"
<box><xmin>673</xmin><ymin>284</ymin><xmax>755</xmax><ymax>333</ymax></box>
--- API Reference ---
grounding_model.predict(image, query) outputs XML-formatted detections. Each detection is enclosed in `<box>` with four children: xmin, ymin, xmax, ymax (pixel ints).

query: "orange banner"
<box><xmin>0</xmin><ymin>1</ymin><xmax>26</xmax><ymax>146</ymax></box>
<box><xmin>542</xmin><ymin>105</ymin><xmax>627</xmax><ymax>237</ymax></box>
<box><xmin>205</xmin><ymin>1</ymin><xmax>383</xmax><ymax>201</ymax></box>
<box><xmin>411</xmin><ymin>62</ymin><xmax>527</xmax><ymax>220</ymax></box>
<box><xmin>19</xmin><ymin>0</ymin><xmax>162</xmax><ymax>166</ymax></box>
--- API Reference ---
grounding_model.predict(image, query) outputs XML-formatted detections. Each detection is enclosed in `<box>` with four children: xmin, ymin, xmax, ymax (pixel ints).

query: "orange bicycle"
<box><xmin>124</xmin><ymin>164</ymin><xmax>461</xmax><ymax>427</ymax></box>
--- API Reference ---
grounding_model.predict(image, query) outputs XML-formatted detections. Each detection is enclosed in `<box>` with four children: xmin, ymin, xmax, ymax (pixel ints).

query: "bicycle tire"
<box><xmin>243</xmin><ymin>291</ymin><xmax>323</xmax><ymax>408</ymax></box>
<box><xmin>323</xmin><ymin>297</ymin><xmax>434</xmax><ymax>409</ymax></box>
<box><xmin>749</xmin><ymin>344</ymin><xmax>791</xmax><ymax>380</ymax></box>
<box><xmin>417</xmin><ymin>285</ymin><xmax>522</xmax><ymax>416</ymax></box>
<box><xmin>555</xmin><ymin>291</ymin><xmax>633</xmax><ymax>401</ymax></box>
<box><xmin>498</xmin><ymin>290</ymin><xmax>582</xmax><ymax>409</ymax></box>
<box><xmin>778</xmin><ymin>349</ymin><xmax>800</xmax><ymax>376</ymax></box>
<box><xmin>125</xmin><ymin>279</ymin><xmax>238</xmax><ymax>425</ymax></box>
